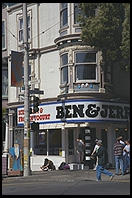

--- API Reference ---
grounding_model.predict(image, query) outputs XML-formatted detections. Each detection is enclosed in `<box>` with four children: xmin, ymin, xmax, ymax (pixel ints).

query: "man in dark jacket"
<box><xmin>93</xmin><ymin>140</ymin><xmax>114</xmax><ymax>181</ymax></box>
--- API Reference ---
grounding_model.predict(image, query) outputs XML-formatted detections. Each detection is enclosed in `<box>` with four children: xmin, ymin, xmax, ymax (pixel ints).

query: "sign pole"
<box><xmin>23</xmin><ymin>3</ymin><xmax>30</xmax><ymax>176</ymax></box>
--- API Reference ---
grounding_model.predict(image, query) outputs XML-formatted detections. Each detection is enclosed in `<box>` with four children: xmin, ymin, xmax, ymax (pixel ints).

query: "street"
<box><xmin>2</xmin><ymin>170</ymin><xmax>130</xmax><ymax>195</ymax></box>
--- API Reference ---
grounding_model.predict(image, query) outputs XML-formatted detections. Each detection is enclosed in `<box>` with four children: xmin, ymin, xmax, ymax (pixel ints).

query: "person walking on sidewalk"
<box><xmin>113</xmin><ymin>137</ymin><xmax>124</xmax><ymax>175</ymax></box>
<box><xmin>91</xmin><ymin>139</ymin><xmax>99</xmax><ymax>170</ymax></box>
<box><xmin>93</xmin><ymin>140</ymin><xmax>114</xmax><ymax>181</ymax></box>
<box><xmin>123</xmin><ymin>140</ymin><xmax>130</xmax><ymax>173</ymax></box>
<box><xmin>76</xmin><ymin>138</ymin><xmax>85</xmax><ymax>164</ymax></box>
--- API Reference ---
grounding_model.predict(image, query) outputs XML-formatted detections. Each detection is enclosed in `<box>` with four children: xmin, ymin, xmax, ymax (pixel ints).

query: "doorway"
<box><xmin>67</xmin><ymin>128</ymin><xmax>75</xmax><ymax>163</ymax></box>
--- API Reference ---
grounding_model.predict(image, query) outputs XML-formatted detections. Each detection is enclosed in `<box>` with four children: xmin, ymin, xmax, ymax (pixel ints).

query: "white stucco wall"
<box><xmin>39</xmin><ymin>50</ymin><xmax>60</xmax><ymax>99</ymax></box>
<box><xmin>39</xmin><ymin>3</ymin><xmax>60</xmax><ymax>48</ymax></box>
<box><xmin>7</xmin><ymin>3</ymin><xmax>60</xmax><ymax>103</ymax></box>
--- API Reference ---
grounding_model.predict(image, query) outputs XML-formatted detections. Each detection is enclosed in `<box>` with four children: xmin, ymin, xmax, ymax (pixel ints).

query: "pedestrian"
<box><xmin>91</xmin><ymin>139</ymin><xmax>99</xmax><ymax>170</ymax></box>
<box><xmin>123</xmin><ymin>140</ymin><xmax>130</xmax><ymax>173</ymax></box>
<box><xmin>93</xmin><ymin>140</ymin><xmax>114</xmax><ymax>181</ymax></box>
<box><xmin>117</xmin><ymin>136</ymin><xmax>125</xmax><ymax>171</ymax></box>
<box><xmin>40</xmin><ymin>158</ymin><xmax>56</xmax><ymax>171</ymax></box>
<box><xmin>113</xmin><ymin>137</ymin><xmax>124</xmax><ymax>175</ymax></box>
<box><xmin>76</xmin><ymin>138</ymin><xmax>85</xmax><ymax>164</ymax></box>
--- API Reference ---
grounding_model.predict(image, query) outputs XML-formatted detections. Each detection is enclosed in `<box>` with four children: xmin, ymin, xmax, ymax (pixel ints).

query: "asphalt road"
<box><xmin>2</xmin><ymin>170</ymin><xmax>130</xmax><ymax>195</ymax></box>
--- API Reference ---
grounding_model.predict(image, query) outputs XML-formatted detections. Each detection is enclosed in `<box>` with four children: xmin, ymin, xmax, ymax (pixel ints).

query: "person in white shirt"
<box><xmin>76</xmin><ymin>138</ymin><xmax>85</xmax><ymax>164</ymax></box>
<box><xmin>91</xmin><ymin>139</ymin><xmax>100</xmax><ymax>170</ymax></box>
<box><xmin>123</xmin><ymin>140</ymin><xmax>130</xmax><ymax>173</ymax></box>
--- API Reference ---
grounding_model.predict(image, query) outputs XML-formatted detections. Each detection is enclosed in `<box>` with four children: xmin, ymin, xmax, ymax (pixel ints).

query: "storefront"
<box><xmin>17</xmin><ymin>99</ymin><xmax>130</xmax><ymax>170</ymax></box>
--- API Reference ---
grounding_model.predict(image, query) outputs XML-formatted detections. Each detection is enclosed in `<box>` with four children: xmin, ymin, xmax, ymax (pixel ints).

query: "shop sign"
<box><xmin>17</xmin><ymin>100</ymin><xmax>130</xmax><ymax>126</ymax></box>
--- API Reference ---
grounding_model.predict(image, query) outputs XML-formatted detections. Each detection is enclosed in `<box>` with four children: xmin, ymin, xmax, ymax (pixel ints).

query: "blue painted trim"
<box><xmin>17</xmin><ymin>119</ymin><xmax>128</xmax><ymax>126</ymax></box>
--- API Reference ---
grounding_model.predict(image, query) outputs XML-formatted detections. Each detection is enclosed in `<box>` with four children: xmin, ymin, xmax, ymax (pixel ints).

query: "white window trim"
<box><xmin>60</xmin><ymin>3</ymin><xmax>69</xmax><ymax>32</ymax></box>
<box><xmin>74</xmin><ymin>50</ymin><xmax>98</xmax><ymax>83</ymax></box>
<box><xmin>60</xmin><ymin>52</ymin><xmax>69</xmax><ymax>85</ymax></box>
<box><xmin>17</xmin><ymin>10</ymin><xmax>32</xmax><ymax>47</ymax></box>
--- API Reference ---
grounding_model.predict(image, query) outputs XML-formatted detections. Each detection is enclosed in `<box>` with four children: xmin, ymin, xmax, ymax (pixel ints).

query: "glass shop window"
<box><xmin>49</xmin><ymin>129</ymin><xmax>62</xmax><ymax>155</ymax></box>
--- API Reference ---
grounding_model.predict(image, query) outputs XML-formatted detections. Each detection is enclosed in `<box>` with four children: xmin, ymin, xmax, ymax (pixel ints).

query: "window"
<box><xmin>34</xmin><ymin>130</ymin><xmax>47</xmax><ymax>155</ymax></box>
<box><xmin>60</xmin><ymin>53</ymin><xmax>68</xmax><ymax>84</ymax></box>
<box><xmin>18</xmin><ymin>15</ymin><xmax>31</xmax><ymax>43</ymax></box>
<box><xmin>60</xmin><ymin>3</ymin><xmax>68</xmax><ymax>28</ymax></box>
<box><xmin>7</xmin><ymin>3</ymin><xmax>17</xmax><ymax>7</ymax></box>
<box><xmin>74</xmin><ymin>3</ymin><xmax>81</xmax><ymax>24</ymax></box>
<box><xmin>75</xmin><ymin>52</ymin><xmax>97</xmax><ymax>81</ymax></box>
<box><xmin>2</xmin><ymin>68</ymin><xmax>8</xmax><ymax>98</ymax></box>
<box><xmin>38</xmin><ymin>131</ymin><xmax>47</xmax><ymax>155</ymax></box>
<box><xmin>49</xmin><ymin>129</ymin><xmax>61</xmax><ymax>155</ymax></box>
<box><xmin>2</xmin><ymin>21</ymin><xmax>6</xmax><ymax>49</ymax></box>
<box><xmin>68</xmin><ymin>129</ymin><xmax>74</xmax><ymax>155</ymax></box>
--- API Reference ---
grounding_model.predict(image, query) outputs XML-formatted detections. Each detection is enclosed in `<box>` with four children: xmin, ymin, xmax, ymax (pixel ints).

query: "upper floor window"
<box><xmin>60</xmin><ymin>53</ymin><xmax>68</xmax><ymax>84</ymax></box>
<box><xmin>75</xmin><ymin>52</ymin><xmax>97</xmax><ymax>81</ymax></box>
<box><xmin>2</xmin><ymin>21</ymin><xmax>6</xmax><ymax>50</ymax></box>
<box><xmin>18</xmin><ymin>15</ymin><xmax>31</xmax><ymax>43</ymax></box>
<box><xmin>7</xmin><ymin>3</ymin><xmax>17</xmax><ymax>7</ymax></box>
<box><xmin>2</xmin><ymin>68</ymin><xmax>8</xmax><ymax>98</ymax></box>
<box><xmin>74</xmin><ymin>3</ymin><xmax>81</xmax><ymax>24</ymax></box>
<box><xmin>60</xmin><ymin>3</ymin><xmax>68</xmax><ymax>28</ymax></box>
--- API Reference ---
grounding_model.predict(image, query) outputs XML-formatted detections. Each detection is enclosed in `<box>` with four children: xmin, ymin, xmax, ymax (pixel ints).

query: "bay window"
<box><xmin>60</xmin><ymin>53</ymin><xmax>68</xmax><ymax>84</ymax></box>
<box><xmin>75</xmin><ymin>52</ymin><xmax>97</xmax><ymax>82</ymax></box>
<box><xmin>74</xmin><ymin>3</ymin><xmax>81</xmax><ymax>24</ymax></box>
<box><xmin>60</xmin><ymin>3</ymin><xmax>68</xmax><ymax>28</ymax></box>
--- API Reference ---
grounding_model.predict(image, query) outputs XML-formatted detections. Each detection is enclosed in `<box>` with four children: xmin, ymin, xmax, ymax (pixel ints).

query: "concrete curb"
<box><xmin>2</xmin><ymin>169</ymin><xmax>130</xmax><ymax>183</ymax></box>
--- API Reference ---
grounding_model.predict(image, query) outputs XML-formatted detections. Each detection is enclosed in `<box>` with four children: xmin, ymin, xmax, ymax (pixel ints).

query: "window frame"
<box><xmin>18</xmin><ymin>14</ymin><xmax>31</xmax><ymax>45</ymax></box>
<box><xmin>60</xmin><ymin>3</ymin><xmax>68</xmax><ymax>29</ymax></box>
<box><xmin>74</xmin><ymin>3</ymin><xmax>81</xmax><ymax>25</ymax></box>
<box><xmin>74</xmin><ymin>51</ymin><xmax>98</xmax><ymax>83</ymax></box>
<box><xmin>60</xmin><ymin>53</ymin><xmax>68</xmax><ymax>85</ymax></box>
<box><xmin>2</xmin><ymin>67</ymin><xmax>8</xmax><ymax>98</ymax></box>
<box><xmin>2</xmin><ymin>20</ymin><xmax>6</xmax><ymax>50</ymax></box>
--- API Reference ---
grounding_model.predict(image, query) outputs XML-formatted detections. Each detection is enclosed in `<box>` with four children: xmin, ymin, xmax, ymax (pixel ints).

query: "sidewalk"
<box><xmin>2</xmin><ymin>169</ymin><xmax>130</xmax><ymax>183</ymax></box>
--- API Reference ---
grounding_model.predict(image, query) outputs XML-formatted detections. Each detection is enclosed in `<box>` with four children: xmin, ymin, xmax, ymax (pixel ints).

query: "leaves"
<box><xmin>79</xmin><ymin>3</ymin><xmax>129</xmax><ymax>71</ymax></box>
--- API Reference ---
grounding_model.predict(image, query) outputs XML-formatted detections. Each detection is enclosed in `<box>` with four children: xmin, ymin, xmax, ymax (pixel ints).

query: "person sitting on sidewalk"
<box><xmin>92</xmin><ymin>140</ymin><xmax>114</xmax><ymax>181</ymax></box>
<box><xmin>40</xmin><ymin>158</ymin><xmax>56</xmax><ymax>171</ymax></box>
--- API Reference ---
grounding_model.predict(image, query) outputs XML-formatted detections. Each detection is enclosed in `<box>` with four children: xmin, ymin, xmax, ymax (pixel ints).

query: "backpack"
<box><xmin>58</xmin><ymin>162</ymin><xmax>66</xmax><ymax>170</ymax></box>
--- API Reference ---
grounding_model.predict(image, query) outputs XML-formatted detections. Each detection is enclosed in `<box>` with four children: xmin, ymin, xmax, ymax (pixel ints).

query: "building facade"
<box><xmin>6</xmin><ymin>3</ymin><xmax>130</xmax><ymax>170</ymax></box>
<box><xmin>2</xmin><ymin>4</ymin><xmax>9</xmax><ymax>152</ymax></box>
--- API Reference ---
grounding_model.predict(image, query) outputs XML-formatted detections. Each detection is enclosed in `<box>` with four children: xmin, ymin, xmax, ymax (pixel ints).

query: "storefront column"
<box><xmin>3</xmin><ymin>122</ymin><xmax>9</xmax><ymax>153</ymax></box>
<box><xmin>47</xmin><ymin>129</ymin><xmax>49</xmax><ymax>156</ymax></box>
<box><xmin>107</xmin><ymin>124</ymin><xmax>116</xmax><ymax>166</ymax></box>
<box><xmin>8</xmin><ymin>110</ymin><xmax>14</xmax><ymax>148</ymax></box>
<box><xmin>30</xmin><ymin>131</ymin><xmax>34</xmax><ymax>155</ymax></box>
<box><xmin>61</xmin><ymin>126</ymin><xmax>66</xmax><ymax>158</ymax></box>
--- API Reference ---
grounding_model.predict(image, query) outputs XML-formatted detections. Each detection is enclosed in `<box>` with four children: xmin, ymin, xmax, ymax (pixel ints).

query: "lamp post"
<box><xmin>23</xmin><ymin>3</ymin><xmax>30</xmax><ymax>176</ymax></box>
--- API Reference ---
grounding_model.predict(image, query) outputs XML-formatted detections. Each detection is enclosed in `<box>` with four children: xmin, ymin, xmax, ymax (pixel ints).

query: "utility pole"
<box><xmin>23</xmin><ymin>3</ymin><xmax>30</xmax><ymax>176</ymax></box>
